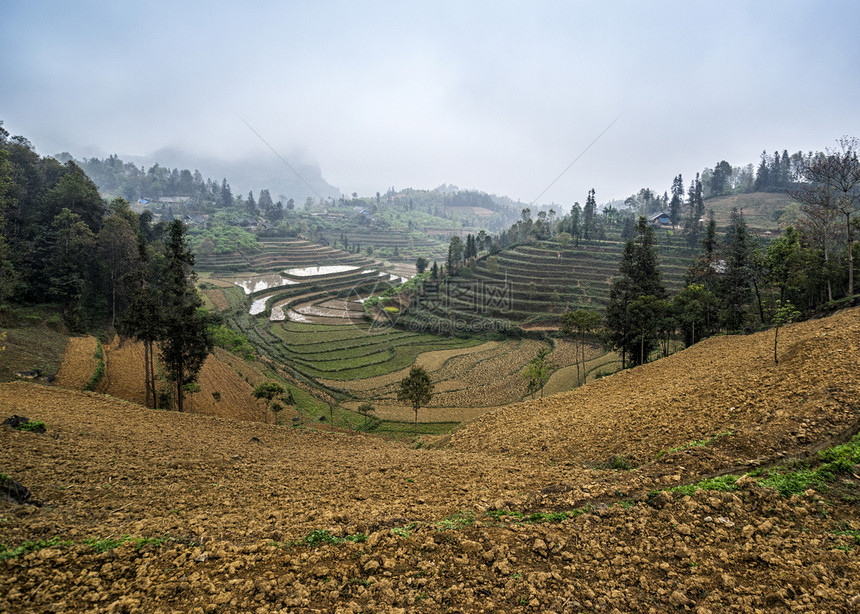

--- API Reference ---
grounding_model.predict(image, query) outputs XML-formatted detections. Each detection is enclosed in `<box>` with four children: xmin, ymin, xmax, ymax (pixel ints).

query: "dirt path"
<box><xmin>53</xmin><ymin>335</ymin><xmax>98</xmax><ymax>390</ymax></box>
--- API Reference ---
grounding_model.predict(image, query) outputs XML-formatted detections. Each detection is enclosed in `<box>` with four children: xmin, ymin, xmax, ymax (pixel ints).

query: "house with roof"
<box><xmin>648</xmin><ymin>211</ymin><xmax>671</xmax><ymax>226</ymax></box>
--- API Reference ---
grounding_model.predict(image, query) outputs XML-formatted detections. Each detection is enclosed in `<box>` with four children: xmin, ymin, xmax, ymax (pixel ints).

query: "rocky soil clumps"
<box><xmin>1</xmin><ymin>307</ymin><xmax>859</xmax><ymax>612</ymax></box>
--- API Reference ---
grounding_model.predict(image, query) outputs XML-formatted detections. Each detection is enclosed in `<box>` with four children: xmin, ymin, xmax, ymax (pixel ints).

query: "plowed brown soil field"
<box><xmin>451</xmin><ymin>307</ymin><xmax>860</xmax><ymax>473</ymax></box>
<box><xmin>1</xmin><ymin>308</ymin><xmax>859</xmax><ymax>613</ymax></box>
<box><xmin>53</xmin><ymin>336</ymin><xmax>98</xmax><ymax>390</ymax></box>
<box><xmin>99</xmin><ymin>338</ymin><xmax>275</xmax><ymax>424</ymax></box>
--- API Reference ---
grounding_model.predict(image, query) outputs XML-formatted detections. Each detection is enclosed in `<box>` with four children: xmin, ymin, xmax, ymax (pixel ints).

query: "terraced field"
<box><xmin>270</xmin><ymin>321</ymin><xmax>481</xmax><ymax>382</ymax></box>
<box><xmin>401</xmin><ymin>231</ymin><xmax>697</xmax><ymax>330</ymax></box>
<box><xmin>195</xmin><ymin>237</ymin><xmax>376</xmax><ymax>274</ymax></box>
<box><xmin>323</xmin><ymin>228</ymin><xmax>450</xmax><ymax>262</ymax></box>
<box><xmin>195</xmin><ymin>234</ymin><xmax>619</xmax><ymax>426</ymax></box>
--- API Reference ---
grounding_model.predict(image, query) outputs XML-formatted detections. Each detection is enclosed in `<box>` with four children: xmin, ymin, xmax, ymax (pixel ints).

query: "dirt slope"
<box><xmin>99</xmin><ymin>338</ymin><xmax>273</xmax><ymax>423</ymax></box>
<box><xmin>1</xmin><ymin>308</ymin><xmax>859</xmax><ymax>612</ymax></box>
<box><xmin>53</xmin><ymin>336</ymin><xmax>98</xmax><ymax>390</ymax></box>
<box><xmin>450</xmin><ymin>307</ymin><xmax>860</xmax><ymax>473</ymax></box>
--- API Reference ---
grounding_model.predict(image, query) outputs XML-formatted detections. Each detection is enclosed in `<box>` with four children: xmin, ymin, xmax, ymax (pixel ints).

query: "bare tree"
<box><xmin>793</xmin><ymin>137</ymin><xmax>860</xmax><ymax>296</ymax></box>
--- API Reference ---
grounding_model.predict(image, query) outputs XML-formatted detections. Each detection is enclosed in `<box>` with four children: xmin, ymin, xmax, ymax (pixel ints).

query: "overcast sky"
<box><xmin>3</xmin><ymin>1</ymin><xmax>859</xmax><ymax>207</ymax></box>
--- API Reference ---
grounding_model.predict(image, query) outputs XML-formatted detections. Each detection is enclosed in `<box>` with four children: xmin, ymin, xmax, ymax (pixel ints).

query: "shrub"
<box><xmin>17</xmin><ymin>420</ymin><xmax>47</xmax><ymax>432</ymax></box>
<box><xmin>210</xmin><ymin>325</ymin><xmax>255</xmax><ymax>360</ymax></box>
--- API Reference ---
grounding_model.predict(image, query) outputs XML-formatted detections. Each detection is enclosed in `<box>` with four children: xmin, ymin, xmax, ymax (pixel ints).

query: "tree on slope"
<box><xmin>253</xmin><ymin>382</ymin><xmax>286</xmax><ymax>422</ymax></box>
<box><xmin>793</xmin><ymin>136</ymin><xmax>860</xmax><ymax>297</ymax></box>
<box><xmin>160</xmin><ymin>220</ymin><xmax>214</xmax><ymax>412</ymax></box>
<box><xmin>560</xmin><ymin>309</ymin><xmax>602</xmax><ymax>386</ymax></box>
<box><xmin>397</xmin><ymin>365</ymin><xmax>433</xmax><ymax>438</ymax></box>
<box><xmin>605</xmin><ymin>217</ymin><xmax>666</xmax><ymax>367</ymax></box>
<box><xmin>522</xmin><ymin>346</ymin><xmax>556</xmax><ymax>399</ymax></box>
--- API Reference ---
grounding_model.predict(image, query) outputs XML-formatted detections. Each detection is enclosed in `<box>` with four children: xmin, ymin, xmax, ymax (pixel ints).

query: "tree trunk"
<box><xmin>111</xmin><ymin>272</ymin><xmax>117</xmax><ymax>328</ymax></box>
<box><xmin>176</xmin><ymin>361</ymin><xmax>184</xmax><ymax>411</ymax></box>
<box><xmin>143</xmin><ymin>340</ymin><xmax>151</xmax><ymax>408</ymax></box>
<box><xmin>846</xmin><ymin>212</ymin><xmax>854</xmax><ymax>296</ymax></box>
<box><xmin>774</xmin><ymin>326</ymin><xmax>780</xmax><ymax>365</ymax></box>
<box><xmin>752</xmin><ymin>280</ymin><xmax>765</xmax><ymax>325</ymax></box>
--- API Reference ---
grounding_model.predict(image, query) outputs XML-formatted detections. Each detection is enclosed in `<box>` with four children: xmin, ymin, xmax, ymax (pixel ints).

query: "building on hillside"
<box><xmin>182</xmin><ymin>214</ymin><xmax>209</xmax><ymax>227</ymax></box>
<box><xmin>648</xmin><ymin>212</ymin><xmax>671</xmax><ymax>226</ymax></box>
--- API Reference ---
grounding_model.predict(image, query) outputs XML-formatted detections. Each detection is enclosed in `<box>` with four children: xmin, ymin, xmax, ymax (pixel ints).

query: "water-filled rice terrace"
<box><xmin>198</xmin><ymin>236</ymin><xmax>616</xmax><ymax>420</ymax></box>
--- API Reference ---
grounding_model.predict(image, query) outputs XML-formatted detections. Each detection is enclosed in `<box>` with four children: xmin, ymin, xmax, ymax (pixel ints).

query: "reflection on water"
<box><xmin>283</xmin><ymin>265</ymin><xmax>359</xmax><ymax>277</ymax></box>
<box><xmin>233</xmin><ymin>274</ymin><xmax>298</xmax><ymax>294</ymax></box>
<box><xmin>249</xmin><ymin>296</ymin><xmax>269</xmax><ymax>315</ymax></box>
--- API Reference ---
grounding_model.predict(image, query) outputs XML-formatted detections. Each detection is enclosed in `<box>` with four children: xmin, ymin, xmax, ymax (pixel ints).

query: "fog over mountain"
<box><xmin>122</xmin><ymin>148</ymin><xmax>341</xmax><ymax>203</ymax></box>
<box><xmin>3</xmin><ymin>1</ymin><xmax>860</xmax><ymax>205</ymax></box>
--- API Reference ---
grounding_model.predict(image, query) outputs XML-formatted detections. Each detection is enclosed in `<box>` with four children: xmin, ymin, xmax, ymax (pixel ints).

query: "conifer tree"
<box><xmin>583</xmin><ymin>189</ymin><xmax>596</xmax><ymax>240</ymax></box>
<box><xmin>159</xmin><ymin>220</ymin><xmax>214</xmax><ymax>411</ymax></box>
<box><xmin>605</xmin><ymin>218</ymin><xmax>666</xmax><ymax>367</ymax></box>
<box><xmin>669</xmin><ymin>174</ymin><xmax>684</xmax><ymax>226</ymax></box>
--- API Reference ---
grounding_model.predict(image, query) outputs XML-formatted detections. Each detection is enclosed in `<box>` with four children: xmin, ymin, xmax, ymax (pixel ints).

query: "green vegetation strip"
<box><xmin>0</xmin><ymin>535</ymin><xmax>177</xmax><ymax>560</ymax></box>
<box><xmin>655</xmin><ymin>430</ymin><xmax>734</xmax><ymax>460</ymax></box>
<box><xmin>11</xmin><ymin>420</ymin><xmax>47</xmax><ymax>432</ymax></box>
<box><xmin>658</xmin><ymin>431</ymin><xmax>860</xmax><ymax>499</ymax></box>
<box><xmin>83</xmin><ymin>340</ymin><xmax>105</xmax><ymax>392</ymax></box>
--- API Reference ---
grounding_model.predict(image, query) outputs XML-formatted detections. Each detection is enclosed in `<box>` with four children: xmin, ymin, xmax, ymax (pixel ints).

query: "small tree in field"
<box><xmin>522</xmin><ymin>347</ymin><xmax>556</xmax><ymax>399</ymax></box>
<box><xmin>397</xmin><ymin>366</ymin><xmax>433</xmax><ymax>438</ymax></box>
<box><xmin>357</xmin><ymin>402</ymin><xmax>376</xmax><ymax>427</ymax></box>
<box><xmin>270</xmin><ymin>401</ymin><xmax>284</xmax><ymax>424</ymax></box>
<box><xmin>253</xmin><ymin>382</ymin><xmax>285</xmax><ymax>421</ymax></box>
<box><xmin>560</xmin><ymin>309</ymin><xmax>602</xmax><ymax>386</ymax></box>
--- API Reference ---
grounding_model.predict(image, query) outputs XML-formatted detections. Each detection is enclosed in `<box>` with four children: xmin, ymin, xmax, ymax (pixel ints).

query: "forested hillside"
<box><xmin>0</xmin><ymin>122</ymin><xmax>214</xmax><ymax>412</ymax></box>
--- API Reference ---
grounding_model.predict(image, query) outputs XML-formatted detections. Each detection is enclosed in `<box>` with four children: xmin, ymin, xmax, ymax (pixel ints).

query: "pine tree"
<box><xmin>605</xmin><ymin>218</ymin><xmax>666</xmax><ymax>367</ymax></box>
<box><xmin>219</xmin><ymin>179</ymin><xmax>233</xmax><ymax>209</ymax></box>
<box><xmin>570</xmin><ymin>203</ymin><xmax>582</xmax><ymax>245</ymax></box>
<box><xmin>669</xmin><ymin>174</ymin><xmax>684</xmax><ymax>226</ymax></box>
<box><xmin>754</xmin><ymin>151</ymin><xmax>770</xmax><ymax>191</ymax></box>
<box><xmin>583</xmin><ymin>189</ymin><xmax>596</xmax><ymax>240</ymax></box>
<box><xmin>159</xmin><ymin>220</ymin><xmax>214</xmax><ymax>411</ymax></box>
<box><xmin>718</xmin><ymin>208</ymin><xmax>761</xmax><ymax>331</ymax></box>
<box><xmin>120</xmin><ymin>239</ymin><xmax>164</xmax><ymax>408</ymax></box>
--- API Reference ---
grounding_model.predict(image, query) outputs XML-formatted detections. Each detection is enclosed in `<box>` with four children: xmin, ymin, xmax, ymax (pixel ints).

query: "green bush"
<box><xmin>83</xmin><ymin>360</ymin><xmax>105</xmax><ymax>392</ymax></box>
<box><xmin>16</xmin><ymin>420</ymin><xmax>47</xmax><ymax>432</ymax></box>
<box><xmin>210</xmin><ymin>325</ymin><xmax>255</xmax><ymax>360</ymax></box>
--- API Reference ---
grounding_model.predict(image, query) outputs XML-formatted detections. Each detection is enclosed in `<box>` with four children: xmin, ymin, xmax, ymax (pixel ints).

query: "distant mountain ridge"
<box><xmin>124</xmin><ymin>148</ymin><xmax>342</xmax><ymax>202</ymax></box>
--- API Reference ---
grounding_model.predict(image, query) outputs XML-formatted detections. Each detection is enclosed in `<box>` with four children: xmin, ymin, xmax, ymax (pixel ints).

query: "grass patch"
<box><xmin>655</xmin><ymin>430</ymin><xmax>734</xmax><ymax>460</ymax></box>
<box><xmin>85</xmin><ymin>535</ymin><xmax>129</xmax><ymax>553</ymax></box>
<box><xmin>210</xmin><ymin>324</ymin><xmax>256</xmax><ymax>360</ymax></box>
<box><xmin>292</xmin><ymin>529</ymin><xmax>368</xmax><ymax>549</ymax></box>
<box><xmin>14</xmin><ymin>419</ymin><xmax>47</xmax><ymax>432</ymax></box>
<box><xmin>391</xmin><ymin>522</ymin><xmax>418</xmax><ymax>538</ymax></box>
<box><xmin>669</xmin><ymin>474</ymin><xmax>740</xmax><ymax>497</ymax></box>
<box><xmin>485</xmin><ymin>508</ymin><xmax>589</xmax><ymax>524</ymax></box>
<box><xmin>0</xmin><ymin>321</ymin><xmax>68</xmax><ymax>382</ymax></box>
<box><xmin>759</xmin><ymin>433</ymin><xmax>860</xmax><ymax>497</ymax></box>
<box><xmin>435</xmin><ymin>510</ymin><xmax>475</xmax><ymax>531</ymax></box>
<box><xmin>0</xmin><ymin>537</ymin><xmax>74</xmax><ymax>560</ymax></box>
